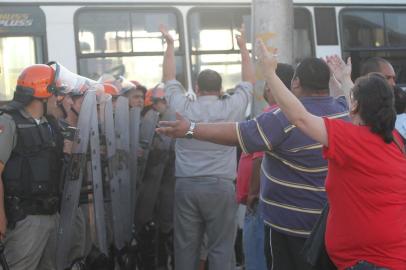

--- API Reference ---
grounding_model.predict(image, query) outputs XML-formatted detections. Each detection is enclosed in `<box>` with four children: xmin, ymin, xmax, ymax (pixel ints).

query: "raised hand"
<box><xmin>235</xmin><ymin>24</ymin><xmax>247</xmax><ymax>50</ymax></box>
<box><xmin>160</xmin><ymin>24</ymin><xmax>175</xmax><ymax>45</ymax></box>
<box><xmin>156</xmin><ymin>112</ymin><xmax>190</xmax><ymax>138</ymax></box>
<box><xmin>325</xmin><ymin>55</ymin><xmax>352</xmax><ymax>83</ymax></box>
<box><xmin>256</xmin><ymin>39</ymin><xmax>278</xmax><ymax>77</ymax></box>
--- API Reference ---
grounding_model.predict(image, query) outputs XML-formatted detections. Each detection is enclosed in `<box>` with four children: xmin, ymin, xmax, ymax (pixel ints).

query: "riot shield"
<box><xmin>115</xmin><ymin>96</ymin><xmax>132</xmax><ymax>243</ymax></box>
<box><xmin>88</xmin><ymin>96</ymin><xmax>108</xmax><ymax>255</ymax></box>
<box><xmin>134</xmin><ymin>109</ymin><xmax>175</xmax><ymax>230</ymax></box>
<box><xmin>103</xmin><ymin>97</ymin><xmax>125</xmax><ymax>250</ymax></box>
<box><xmin>137</xmin><ymin>109</ymin><xmax>160</xmax><ymax>183</ymax></box>
<box><xmin>129</xmin><ymin>107</ymin><xmax>141</xmax><ymax>227</ymax></box>
<box><xmin>57</xmin><ymin>90</ymin><xmax>97</xmax><ymax>270</ymax></box>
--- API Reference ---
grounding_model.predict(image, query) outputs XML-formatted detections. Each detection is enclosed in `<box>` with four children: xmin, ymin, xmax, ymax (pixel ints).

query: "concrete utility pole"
<box><xmin>251</xmin><ymin>0</ymin><xmax>294</xmax><ymax>116</ymax></box>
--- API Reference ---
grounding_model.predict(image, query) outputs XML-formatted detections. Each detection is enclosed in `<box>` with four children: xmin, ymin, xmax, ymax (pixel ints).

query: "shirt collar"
<box><xmin>197</xmin><ymin>95</ymin><xmax>220</xmax><ymax>101</ymax></box>
<box><xmin>299</xmin><ymin>96</ymin><xmax>334</xmax><ymax>103</ymax></box>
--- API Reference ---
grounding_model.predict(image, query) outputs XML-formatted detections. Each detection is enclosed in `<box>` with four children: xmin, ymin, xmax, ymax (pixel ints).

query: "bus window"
<box><xmin>293</xmin><ymin>8</ymin><xmax>314</xmax><ymax>63</ymax></box>
<box><xmin>76</xmin><ymin>9</ymin><xmax>185</xmax><ymax>88</ymax></box>
<box><xmin>189</xmin><ymin>8</ymin><xmax>250</xmax><ymax>91</ymax></box>
<box><xmin>385</xmin><ymin>12</ymin><xmax>406</xmax><ymax>47</ymax></box>
<box><xmin>314</xmin><ymin>8</ymin><xmax>338</xmax><ymax>46</ymax></box>
<box><xmin>341</xmin><ymin>10</ymin><xmax>385</xmax><ymax>49</ymax></box>
<box><xmin>0</xmin><ymin>6</ymin><xmax>46</xmax><ymax>101</ymax></box>
<box><xmin>340</xmin><ymin>9</ymin><xmax>406</xmax><ymax>85</ymax></box>
<box><xmin>78</xmin><ymin>11</ymin><xmax>132</xmax><ymax>54</ymax></box>
<box><xmin>79</xmin><ymin>55</ymin><xmax>186</xmax><ymax>89</ymax></box>
<box><xmin>189</xmin><ymin>8</ymin><xmax>314</xmax><ymax>91</ymax></box>
<box><xmin>0</xmin><ymin>37</ymin><xmax>39</xmax><ymax>100</ymax></box>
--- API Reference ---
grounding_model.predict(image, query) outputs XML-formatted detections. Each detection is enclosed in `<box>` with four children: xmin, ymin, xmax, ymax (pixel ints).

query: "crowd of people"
<box><xmin>157</xmin><ymin>29</ymin><xmax>406</xmax><ymax>270</ymax></box>
<box><xmin>0</xmin><ymin>21</ymin><xmax>405</xmax><ymax>270</ymax></box>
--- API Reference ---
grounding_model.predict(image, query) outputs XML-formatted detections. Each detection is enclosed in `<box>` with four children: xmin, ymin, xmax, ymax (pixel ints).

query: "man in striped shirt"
<box><xmin>157</xmin><ymin>58</ymin><xmax>349</xmax><ymax>270</ymax></box>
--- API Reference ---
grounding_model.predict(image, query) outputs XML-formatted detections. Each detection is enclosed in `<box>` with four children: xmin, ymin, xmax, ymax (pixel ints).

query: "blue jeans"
<box><xmin>243</xmin><ymin>204</ymin><xmax>267</xmax><ymax>270</ymax></box>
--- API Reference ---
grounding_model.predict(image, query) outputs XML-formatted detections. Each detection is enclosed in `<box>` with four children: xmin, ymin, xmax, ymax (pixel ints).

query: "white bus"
<box><xmin>1</xmin><ymin>0</ymin><xmax>406</xmax><ymax>100</ymax></box>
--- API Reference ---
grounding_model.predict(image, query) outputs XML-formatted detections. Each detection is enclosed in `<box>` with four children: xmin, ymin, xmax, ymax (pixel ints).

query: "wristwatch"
<box><xmin>185</xmin><ymin>121</ymin><xmax>196</xmax><ymax>139</ymax></box>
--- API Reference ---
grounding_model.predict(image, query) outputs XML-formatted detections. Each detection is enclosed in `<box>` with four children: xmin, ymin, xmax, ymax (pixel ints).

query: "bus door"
<box><xmin>0</xmin><ymin>6</ymin><xmax>47</xmax><ymax>101</ymax></box>
<box><xmin>340</xmin><ymin>9</ymin><xmax>406</xmax><ymax>86</ymax></box>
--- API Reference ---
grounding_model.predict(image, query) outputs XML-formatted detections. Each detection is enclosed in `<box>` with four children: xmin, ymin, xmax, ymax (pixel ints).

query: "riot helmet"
<box><xmin>11</xmin><ymin>64</ymin><xmax>60</xmax><ymax>108</ymax></box>
<box><xmin>145</xmin><ymin>83</ymin><xmax>165</xmax><ymax>107</ymax></box>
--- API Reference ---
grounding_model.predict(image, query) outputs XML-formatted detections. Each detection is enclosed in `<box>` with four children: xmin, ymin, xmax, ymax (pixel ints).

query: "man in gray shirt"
<box><xmin>160</xmin><ymin>25</ymin><xmax>253</xmax><ymax>270</ymax></box>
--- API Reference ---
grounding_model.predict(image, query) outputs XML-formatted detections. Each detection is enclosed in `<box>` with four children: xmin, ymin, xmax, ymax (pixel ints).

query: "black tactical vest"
<box><xmin>1</xmin><ymin>110</ymin><xmax>63</xmax><ymax>200</ymax></box>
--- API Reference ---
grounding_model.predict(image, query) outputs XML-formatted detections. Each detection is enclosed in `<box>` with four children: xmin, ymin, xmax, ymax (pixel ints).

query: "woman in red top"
<box><xmin>257</xmin><ymin>41</ymin><xmax>406</xmax><ymax>270</ymax></box>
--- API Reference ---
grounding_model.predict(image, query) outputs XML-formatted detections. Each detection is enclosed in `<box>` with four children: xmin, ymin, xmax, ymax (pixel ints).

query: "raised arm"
<box><xmin>156</xmin><ymin>112</ymin><xmax>239</xmax><ymax>146</ymax></box>
<box><xmin>160</xmin><ymin>25</ymin><xmax>176</xmax><ymax>82</ymax></box>
<box><xmin>257</xmin><ymin>41</ymin><xmax>328</xmax><ymax>146</ymax></box>
<box><xmin>236</xmin><ymin>25</ymin><xmax>255</xmax><ymax>84</ymax></box>
<box><xmin>326</xmin><ymin>55</ymin><xmax>353</xmax><ymax>105</ymax></box>
<box><xmin>328</xmin><ymin>73</ymin><xmax>343</xmax><ymax>98</ymax></box>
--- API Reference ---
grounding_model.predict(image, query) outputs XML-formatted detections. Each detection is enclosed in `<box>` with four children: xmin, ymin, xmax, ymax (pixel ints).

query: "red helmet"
<box><xmin>145</xmin><ymin>83</ymin><xmax>165</xmax><ymax>107</ymax></box>
<box><xmin>103</xmin><ymin>83</ymin><xmax>119</xmax><ymax>97</ymax></box>
<box><xmin>16</xmin><ymin>64</ymin><xmax>56</xmax><ymax>99</ymax></box>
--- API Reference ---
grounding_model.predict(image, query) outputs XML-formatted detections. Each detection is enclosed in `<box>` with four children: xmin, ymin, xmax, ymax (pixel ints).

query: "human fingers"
<box><xmin>155</xmin><ymin>127</ymin><xmax>175</xmax><ymax>137</ymax></box>
<box><xmin>159</xmin><ymin>24</ymin><xmax>167</xmax><ymax>35</ymax></box>
<box><xmin>256</xmin><ymin>39</ymin><xmax>268</xmax><ymax>58</ymax></box>
<box><xmin>333</xmin><ymin>55</ymin><xmax>345</xmax><ymax>67</ymax></box>
<box><xmin>239</xmin><ymin>24</ymin><xmax>245</xmax><ymax>38</ymax></box>
<box><xmin>239</xmin><ymin>23</ymin><xmax>245</xmax><ymax>33</ymax></box>
<box><xmin>158</xmin><ymin>120</ymin><xmax>179</xmax><ymax>128</ymax></box>
<box><xmin>347</xmin><ymin>57</ymin><xmax>352</xmax><ymax>66</ymax></box>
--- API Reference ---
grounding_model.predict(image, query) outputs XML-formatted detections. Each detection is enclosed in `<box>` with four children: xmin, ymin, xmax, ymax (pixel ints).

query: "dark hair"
<box><xmin>394</xmin><ymin>85</ymin><xmax>406</xmax><ymax>114</ymax></box>
<box><xmin>352</xmin><ymin>73</ymin><xmax>396</xmax><ymax>143</ymax></box>
<box><xmin>136</xmin><ymin>85</ymin><xmax>147</xmax><ymax>96</ymax></box>
<box><xmin>124</xmin><ymin>85</ymin><xmax>146</xmax><ymax>98</ymax></box>
<box><xmin>277</xmin><ymin>63</ymin><xmax>295</xmax><ymax>90</ymax></box>
<box><xmin>294</xmin><ymin>58</ymin><xmax>330</xmax><ymax>93</ymax></box>
<box><xmin>360</xmin><ymin>57</ymin><xmax>391</xmax><ymax>76</ymax></box>
<box><xmin>264</xmin><ymin>63</ymin><xmax>294</xmax><ymax>102</ymax></box>
<box><xmin>197</xmin><ymin>69</ymin><xmax>222</xmax><ymax>93</ymax></box>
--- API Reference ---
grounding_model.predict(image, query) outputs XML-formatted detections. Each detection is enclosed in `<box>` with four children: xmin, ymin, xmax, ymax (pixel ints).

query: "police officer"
<box><xmin>0</xmin><ymin>64</ymin><xmax>64</xmax><ymax>270</ymax></box>
<box><xmin>135</xmin><ymin>84</ymin><xmax>176</xmax><ymax>270</ymax></box>
<box><xmin>119</xmin><ymin>79</ymin><xmax>146</xmax><ymax>109</ymax></box>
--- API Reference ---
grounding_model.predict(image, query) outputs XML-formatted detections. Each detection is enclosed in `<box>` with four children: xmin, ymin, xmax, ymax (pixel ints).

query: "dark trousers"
<box><xmin>264</xmin><ymin>224</ymin><xmax>272</xmax><ymax>270</ymax></box>
<box><xmin>270</xmin><ymin>229</ymin><xmax>312</xmax><ymax>270</ymax></box>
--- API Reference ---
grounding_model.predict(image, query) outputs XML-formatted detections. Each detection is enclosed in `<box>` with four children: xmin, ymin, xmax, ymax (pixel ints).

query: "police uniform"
<box><xmin>0</xmin><ymin>108</ymin><xmax>63</xmax><ymax>270</ymax></box>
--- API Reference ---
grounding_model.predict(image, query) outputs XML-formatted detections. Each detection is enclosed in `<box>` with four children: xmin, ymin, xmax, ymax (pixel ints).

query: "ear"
<box><xmin>350</xmin><ymin>100</ymin><xmax>359</xmax><ymax>115</ymax></box>
<box><xmin>291</xmin><ymin>77</ymin><xmax>300</xmax><ymax>89</ymax></box>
